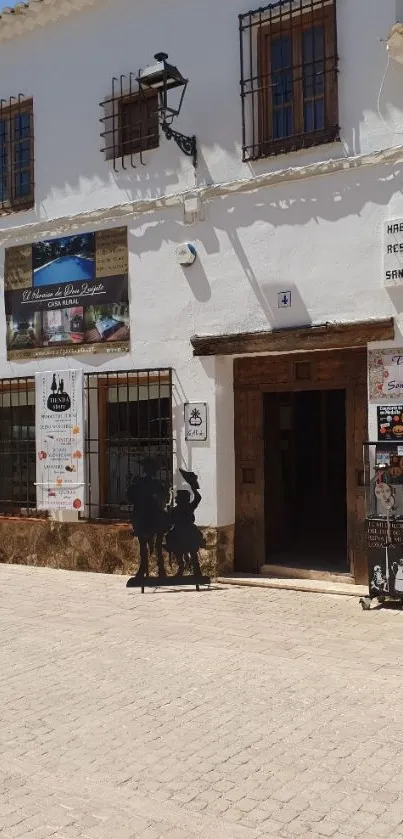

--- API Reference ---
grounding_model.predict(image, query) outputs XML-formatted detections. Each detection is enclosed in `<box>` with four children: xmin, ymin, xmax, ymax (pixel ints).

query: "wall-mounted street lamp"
<box><xmin>138</xmin><ymin>53</ymin><xmax>197</xmax><ymax>168</ymax></box>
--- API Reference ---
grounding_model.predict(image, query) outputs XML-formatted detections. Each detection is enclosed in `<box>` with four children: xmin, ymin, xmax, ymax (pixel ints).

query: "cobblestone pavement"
<box><xmin>3</xmin><ymin>567</ymin><xmax>403</xmax><ymax>839</ymax></box>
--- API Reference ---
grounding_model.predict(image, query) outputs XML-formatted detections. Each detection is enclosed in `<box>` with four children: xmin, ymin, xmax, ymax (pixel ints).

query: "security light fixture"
<box><xmin>138</xmin><ymin>53</ymin><xmax>197</xmax><ymax>167</ymax></box>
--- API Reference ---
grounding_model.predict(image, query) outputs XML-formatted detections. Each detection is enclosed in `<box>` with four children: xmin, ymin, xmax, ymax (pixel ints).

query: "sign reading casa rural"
<box><xmin>35</xmin><ymin>370</ymin><xmax>85</xmax><ymax>511</ymax></box>
<box><xmin>4</xmin><ymin>226</ymin><xmax>130</xmax><ymax>359</ymax></box>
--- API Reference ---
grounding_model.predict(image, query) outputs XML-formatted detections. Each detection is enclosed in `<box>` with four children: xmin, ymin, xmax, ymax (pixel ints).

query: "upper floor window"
<box><xmin>100</xmin><ymin>75</ymin><xmax>159</xmax><ymax>171</ymax></box>
<box><xmin>239</xmin><ymin>0</ymin><xmax>339</xmax><ymax>161</ymax></box>
<box><xmin>0</xmin><ymin>97</ymin><xmax>34</xmax><ymax>212</ymax></box>
<box><xmin>119</xmin><ymin>92</ymin><xmax>159</xmax><ymax>157</ymax></box>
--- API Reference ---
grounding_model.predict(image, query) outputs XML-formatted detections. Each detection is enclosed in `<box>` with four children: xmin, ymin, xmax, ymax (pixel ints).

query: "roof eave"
<box><xmin>0</xmin><ymin>0</ymin><xmax>98</xmax><ymax>43</ymax></box>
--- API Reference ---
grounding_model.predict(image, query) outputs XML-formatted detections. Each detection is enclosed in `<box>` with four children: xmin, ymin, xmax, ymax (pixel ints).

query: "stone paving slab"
<box><xmin>1</xmin><ymin>565</ymin><xmax>403</xmax><ymax>838</ymax></box>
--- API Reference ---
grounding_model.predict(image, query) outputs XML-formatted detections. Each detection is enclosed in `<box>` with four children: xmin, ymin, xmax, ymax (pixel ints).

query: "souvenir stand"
<box><xmin>360</xmin><ymin>441</ymin><xmax>403</xmax><ymax>610</ymax></box>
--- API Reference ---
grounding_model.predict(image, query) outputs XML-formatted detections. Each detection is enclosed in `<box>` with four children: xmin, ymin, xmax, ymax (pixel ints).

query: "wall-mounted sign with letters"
<box><xmin>184</xmin><ymin>403</ymin><xmax>208</xmax><ymax>442</ymax></box>
<box><xmin>383</xmin><ymin>219</ymin><xmax>403</xmax><ymax>286</ymax></box>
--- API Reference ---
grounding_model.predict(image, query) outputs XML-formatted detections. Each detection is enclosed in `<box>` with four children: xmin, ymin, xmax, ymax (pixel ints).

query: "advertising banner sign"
<box><xmin>369</xmin><ymin>349</ymin><xmax>403</xmax><ymax>401</ymax></box>
<box><xmin>5</xmin><ymin>226</ymin><xmax>129</xmax><ymax>360</ymax></box>
<box><xmin>377</xmin><ymin>405</ymin><xmax>403</xmax><ymax>440</ymax></box>
<box><xmin>35</xmin><ymin>370</ymin><xmax>85</xmax><ymax>511</ymax></box>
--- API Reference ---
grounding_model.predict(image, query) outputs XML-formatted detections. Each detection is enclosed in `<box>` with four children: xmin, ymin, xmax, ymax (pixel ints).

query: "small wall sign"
<box><xmin>278</xmin><ymin>291</ymin><xmax>291</xmax><ymax>308</ymax></box>
<box><xmin>184</xmin><ymin>402</ymin><xmax>208</xmax><ymax>442</ymax></box>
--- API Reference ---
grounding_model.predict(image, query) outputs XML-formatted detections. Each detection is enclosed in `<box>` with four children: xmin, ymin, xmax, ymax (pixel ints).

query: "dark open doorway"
<box><xmin>264</xmin><ymin>389</ymin><xmax>348</xmax><ymax>573</ymax></box>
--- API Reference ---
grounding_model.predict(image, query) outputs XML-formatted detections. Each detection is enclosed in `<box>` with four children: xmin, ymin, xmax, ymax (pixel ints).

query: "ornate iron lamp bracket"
<box><xmin>161</xmin><ymin>121</ymin><xmax>197</xmax><ymax>168</ymax></box>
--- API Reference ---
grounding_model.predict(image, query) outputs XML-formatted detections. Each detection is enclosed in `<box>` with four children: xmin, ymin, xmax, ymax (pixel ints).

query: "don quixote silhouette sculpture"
<box><xmin>126</xmin><ymin>459</ymin><xmax>210</xmax><ymax>592</ymax></box>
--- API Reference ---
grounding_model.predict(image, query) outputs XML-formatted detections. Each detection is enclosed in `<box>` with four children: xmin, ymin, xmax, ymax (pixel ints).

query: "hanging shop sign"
<box><xmin>184</xmin><ymin>402</ymin><xmax>208</xmax><ymax>442</ymax></box>
<box><xmin>4</xmin><ymin>226</ymin><xmax>130</xmax><ymax>360</ymax></box>
<box><xmin>377</xmin><ymin>405</ymin><xmax>403</xmax><ymax>440</ymax></box>
<box><xmin>384</xmin><ymin>219</ymin><xmax>403</xmax><ymax>286</ymax></box>
<box><xmin>35</xmin><ymin>370</ymin><xmax>85</xmax><ymax>511</ymax></box>
<box><xmin>369</xmin><ymin>349</ymin><xmax>403</xmax><ymax>400</ymax></box>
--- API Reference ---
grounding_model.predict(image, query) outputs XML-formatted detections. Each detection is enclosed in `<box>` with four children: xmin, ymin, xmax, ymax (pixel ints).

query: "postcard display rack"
<box><xmin>361</xmin><ymin>442</ymin><xmax>403</xmax><ymax>609</ymax></box>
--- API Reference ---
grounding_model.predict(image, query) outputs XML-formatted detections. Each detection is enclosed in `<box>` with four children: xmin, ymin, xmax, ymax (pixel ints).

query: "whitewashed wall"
<box><xmin>0</xmin><ymin>0</ymin><xmax>400</xmax><ymax>221</ymax></box>
<box><xmin>0</xmin><ymin>0</ymin><xmax>402</xmax><ymax>527</ymax></box>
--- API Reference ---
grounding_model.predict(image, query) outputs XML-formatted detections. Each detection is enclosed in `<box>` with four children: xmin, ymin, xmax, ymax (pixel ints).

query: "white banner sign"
<box><xmin>369</xmin><ymin>349</ymin><xmax>403</xmax><ymax>401</ymax></box>
<box><xmin>35</xmin><ymin>370</ymin><xmax>85</xmax><ymax>510</ymax></box>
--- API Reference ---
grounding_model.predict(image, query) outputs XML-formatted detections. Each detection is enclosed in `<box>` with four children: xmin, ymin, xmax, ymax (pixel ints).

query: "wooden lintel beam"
<box><xmin>191</xmin><ymin>318</ymin><xmax>395</xmax><ymax>357</ymax></box>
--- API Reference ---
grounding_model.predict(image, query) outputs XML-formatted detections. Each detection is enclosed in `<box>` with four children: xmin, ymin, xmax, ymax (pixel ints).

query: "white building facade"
<box><xmin>0</xmin><ymin>0</ymin><xmax>402</xmax><ymax>582</ymax></box>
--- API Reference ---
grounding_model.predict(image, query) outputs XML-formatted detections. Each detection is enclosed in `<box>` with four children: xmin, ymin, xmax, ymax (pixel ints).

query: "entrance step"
<box><xmin>261</xmin><ymin>563</ymin><xmax>353</xmax><ymax>585</ymax></box>
<box><xmin>217</xmin><ymin>574</ymin><xmax>368</xmax><ymax>598</ymax></box>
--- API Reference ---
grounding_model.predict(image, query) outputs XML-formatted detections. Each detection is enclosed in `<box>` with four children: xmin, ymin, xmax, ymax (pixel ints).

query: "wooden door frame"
<box><xmin>234</xmin><ymin>349</ymin><xmax>368</xmax><ymax>583</ymax></box>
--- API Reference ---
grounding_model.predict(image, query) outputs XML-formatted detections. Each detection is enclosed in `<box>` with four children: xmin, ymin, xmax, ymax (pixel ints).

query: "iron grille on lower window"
<box><xmin>239</xmin><ymin>0</ymin><xmax>339</xmax><ymax>161</ymax></box>
<box><xmin>100</xmin><ymin>74</ymin><xmax>159</xmax><ymax>171</ymax></box>
<box><xmin>0</xmin><ymin>379</ymin><xmax>36</xmax><ymax>515</ymax></box>
<box><xmin>0</xmin><ymin>369</ymin><xmax>173</xmax><ymax>521</ymax></box>
<box><xmin>85</xmin><ymin>369</ymin><xmax>173</xmax><ymax>521</ymax></box>
<box><xmin>0</xmin><ymin>96</ymin><xmax>34</xmax><ymax>212</ymax></box>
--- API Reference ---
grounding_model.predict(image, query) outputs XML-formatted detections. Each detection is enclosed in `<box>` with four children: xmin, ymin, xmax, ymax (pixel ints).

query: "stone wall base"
<box><xmin>0</xmin><ymin>518</ymin><xmax>234</xmax><ymax>578</ymax></box>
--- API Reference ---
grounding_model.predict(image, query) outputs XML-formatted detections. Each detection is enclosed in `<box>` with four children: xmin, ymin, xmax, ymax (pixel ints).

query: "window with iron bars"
<box><xmin>239</xmin><ymin>0</ymin><xmax>339</xmax><ymax>161</ymax></box>
<box><xmin>100</xmin><ymin>74</ymin><xmax>159</xmax><ymax>171</ymax></box>
<box><xmin>0</xmin><ymin>370</ymin><xmax>173</xmax><ymax>521</ymax></box>
<box><xmin>0</xmin><ymin>96</ymin><xmax>34</xmax><ymax>212</ymax></box>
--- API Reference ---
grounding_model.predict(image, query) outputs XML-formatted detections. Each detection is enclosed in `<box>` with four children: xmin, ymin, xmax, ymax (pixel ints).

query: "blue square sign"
<box><xmin>278</xmin><ymin>291</ymin><xmax>292</xmax><ymax>308</ymax></box>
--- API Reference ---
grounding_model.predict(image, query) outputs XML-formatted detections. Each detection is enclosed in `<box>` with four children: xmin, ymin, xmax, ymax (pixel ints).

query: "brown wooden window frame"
<box><xmin>240</xmin><ymin>1</ymin><xmax>339</xmax><ymax>161</ymax></box>
<box><xmin>0</xmin><ymin>98</ymin><xmax>34</xmax><ymax>213</ymax></box>
<box><xmin>117</xmin><ymin>91</ymin><xmax>159</xmax><ymax>158</ymax></box>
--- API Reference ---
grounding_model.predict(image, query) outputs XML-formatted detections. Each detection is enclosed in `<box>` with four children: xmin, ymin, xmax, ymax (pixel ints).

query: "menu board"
<box><xmin>35</xmin><ymin>370</ymin><xmax>85</xmax><ymax>511</ymax></box>
<box><xmin>366</xmin><ymin>519</ymin><xmax>403</xmax><ymax>549</ymax></box>
<box><xmin>4</xmin><ymin>226</ymin><xmax>130</xmax><ymax>360</ymax></box>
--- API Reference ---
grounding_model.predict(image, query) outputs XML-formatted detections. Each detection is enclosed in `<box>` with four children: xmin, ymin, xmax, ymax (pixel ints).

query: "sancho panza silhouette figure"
<box><xmin>165</xmin><ymin>469</ymin><xmax>205</xmax><ymax>577</ymax></box>
<box><xmin>127</xmin><ymin>457</ymin><xmax>170</xmax><ymax>580</ymax></box>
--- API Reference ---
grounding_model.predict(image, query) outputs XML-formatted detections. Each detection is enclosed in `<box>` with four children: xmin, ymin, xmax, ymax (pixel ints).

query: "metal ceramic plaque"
<box><xmin>184</xmin><ymin>403</ymin><xmax>208</xmax><ymax>442</ymax></box>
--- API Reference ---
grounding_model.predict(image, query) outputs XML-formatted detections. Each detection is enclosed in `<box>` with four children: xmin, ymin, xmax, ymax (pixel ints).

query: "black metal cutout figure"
<box><xmin>165</xmin><ymin>469</ymin><xmax>205</xmax><ymax>577</ymax></box>
<box><xmin>126</xmin><ymin>462</ymin><xmax>210</xmax><ymax>592</ymax></box>
<box><xmin>127</xmin><ymin>457</ymin><xmax>170</xmax><ymax>581</ymax></box>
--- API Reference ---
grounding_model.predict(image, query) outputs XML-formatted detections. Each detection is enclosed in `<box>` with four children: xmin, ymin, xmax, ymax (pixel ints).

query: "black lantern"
<box><xmin>138</xmin><ymin>53</ymin><xmax>197</xmax><ymax>167</ymax></box>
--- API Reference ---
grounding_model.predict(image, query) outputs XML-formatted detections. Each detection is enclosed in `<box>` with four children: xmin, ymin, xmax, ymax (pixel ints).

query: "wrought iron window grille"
<box><xmin>239</xmin><ymin>0</ymin><xmax>339</xmax><ymax>162</ymax></box>
<box><xmin>0</xmin><ymin>369</ymin><xmax>173</xmax><ymax>522</ymax></box>
<box><xmin>0</xmin><ymin>95</ymin><xmax>34</xmax><ymax>213</ymax></box>
<box><xmin>100</xmin><ymin>74</ymin><xmax>160</xmax><ymax>171</ymax></box>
